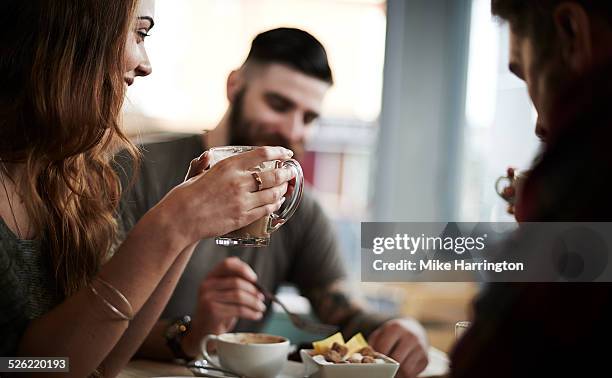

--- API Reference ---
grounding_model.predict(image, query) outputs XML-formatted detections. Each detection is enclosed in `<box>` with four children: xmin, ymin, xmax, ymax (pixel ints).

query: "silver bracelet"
<box><xmin>95</xmin><ymin>277</ymin><xmax>135</xmax><ymax>317</ymax></box>
<box><xmin>89</xmin><ymin>281</ymin><xmax>134</xmax><ymax>321</ymax></box>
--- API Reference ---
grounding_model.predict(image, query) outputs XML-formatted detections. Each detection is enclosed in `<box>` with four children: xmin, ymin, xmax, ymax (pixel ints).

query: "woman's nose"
<box><xmin>135</xmin><ymin>48</ymin><xmax>152</xmax><ymax>77</ymax></box>
<box><xmin>136</xmin><ymin>61</ymin><xmax>152</xmax><ymax>77</ymax></box>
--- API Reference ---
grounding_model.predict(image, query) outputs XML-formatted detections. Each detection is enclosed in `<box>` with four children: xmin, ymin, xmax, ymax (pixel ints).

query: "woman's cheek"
<box><xmin>124</xmin><ymin>34</ymin><xmax>140</xmax><ymax>72</ymax></box>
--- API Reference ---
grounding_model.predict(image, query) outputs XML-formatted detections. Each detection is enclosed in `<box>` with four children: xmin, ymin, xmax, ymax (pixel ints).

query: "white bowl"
<box><xmin>300</xmin><ymin>349</ymin><xmax>399</xmax><ymax>378</ymax></box>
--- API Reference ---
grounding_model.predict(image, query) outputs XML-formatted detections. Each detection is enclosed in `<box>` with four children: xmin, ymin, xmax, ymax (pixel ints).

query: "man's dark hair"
<box><xmin>244</xmin><ymin>27</ymin><xmax>333</xmax><ymax>85</ymax></box>
<box><xmin>492</xmin><ymin>0</ymin><xmax>612</xmax><ymax>42</ymax></box>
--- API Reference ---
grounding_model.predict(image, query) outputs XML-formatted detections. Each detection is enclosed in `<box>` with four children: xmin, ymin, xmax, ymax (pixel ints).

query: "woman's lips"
<box><xmin>124</xmin><ymin>77</ymin><xmax>134</xmax><ymax>86</ymax></box>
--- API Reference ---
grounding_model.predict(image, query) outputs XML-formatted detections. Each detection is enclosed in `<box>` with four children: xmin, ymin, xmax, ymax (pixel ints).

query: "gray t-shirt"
<box><xmin>0</xmin><ymin>218</ymin><xmax>60</xmax><ymax>355</ymax></box>
<box><xmin>117</xmin><ymin>133</ymin><xmax>345</xmax><ymax>331</ymax></box>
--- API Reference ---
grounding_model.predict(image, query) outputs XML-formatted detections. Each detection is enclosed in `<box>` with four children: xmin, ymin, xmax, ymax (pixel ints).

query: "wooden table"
<box><xmin>119</xmin><ymin>358</ymin><xmax>192</xmax><ymax>377</ymax></box>
<box><xmin>118</xmin><ymin>347</ymin><xmax>449</xmax><ymax>377</ymax></box>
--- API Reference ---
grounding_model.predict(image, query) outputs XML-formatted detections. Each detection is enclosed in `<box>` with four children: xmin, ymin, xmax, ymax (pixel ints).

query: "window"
<box><xmin>458</xmin><ymin>0</ymin><xmax>541</xmax><ymax>222</ymax></box>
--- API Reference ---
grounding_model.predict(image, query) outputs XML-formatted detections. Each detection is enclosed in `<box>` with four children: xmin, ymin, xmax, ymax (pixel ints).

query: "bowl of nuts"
<box><xmin>300</xmin><ymin>332</ymin><xmax>399</xmax><ymax>378</ymax></box>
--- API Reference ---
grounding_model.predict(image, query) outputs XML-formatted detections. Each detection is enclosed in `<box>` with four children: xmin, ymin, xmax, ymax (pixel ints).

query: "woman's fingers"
<box><xmin>230</xmin><ymin>146</ymin><xmax>293</xmax><ymax>170</ymax></box>
<box><xmin>184</xmin><ymin>151</ymin><xmax>211</xmax><ymax>181</ymax></box>
<box><xmin>242</xmin><ymin>197</ymin><xmax>286</xmax><ymax>225</ymax></box>
<box><xmin>247</xmin><ymin>183</ymin><xmax>288</xmax><ymax>210</ymax></box>
<box><xmin>250</xmin><ymin>167</ymin><xmax>295</xmax><ymax>192</ymax></box>
<box><xmin>176</xmin><ymin>146</ymin><xmax>297</xmax><ymax>240</ymax></box>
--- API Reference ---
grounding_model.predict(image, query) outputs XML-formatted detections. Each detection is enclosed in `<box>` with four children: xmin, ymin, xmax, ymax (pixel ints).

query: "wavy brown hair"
<box><xmin>0</xmin><ymin>0</ymin><xmax>140</xmax><ymax>297</ymax></box>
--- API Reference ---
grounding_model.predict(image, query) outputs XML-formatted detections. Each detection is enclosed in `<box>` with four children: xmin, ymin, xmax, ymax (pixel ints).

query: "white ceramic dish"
<box><xmin>300</xmin><ymin>349</ymin><xmax>399</xmax><ymax>378</ymax></box>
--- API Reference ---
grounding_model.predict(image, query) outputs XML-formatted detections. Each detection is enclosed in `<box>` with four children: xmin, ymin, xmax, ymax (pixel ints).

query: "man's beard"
<box><xmin>228</xmin><ymin>88</ymin><xmax>305</xmax><ymax>161</ymax></box>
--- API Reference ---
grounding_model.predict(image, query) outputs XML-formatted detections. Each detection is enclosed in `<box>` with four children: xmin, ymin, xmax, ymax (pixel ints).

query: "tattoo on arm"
<box><xmin>305</xmin><ymin>281</ymin><xmax>393</xmax><ymax>338</ymax></box>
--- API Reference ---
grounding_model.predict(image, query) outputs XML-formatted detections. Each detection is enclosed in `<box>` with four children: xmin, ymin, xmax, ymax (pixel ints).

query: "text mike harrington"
<box><xmin>370</xmin><ymin>234</ymin><xmax>524</xmax><ymax>273</ymax></box>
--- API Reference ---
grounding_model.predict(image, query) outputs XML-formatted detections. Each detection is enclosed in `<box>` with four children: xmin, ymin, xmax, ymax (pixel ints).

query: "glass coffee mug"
<box><xmin>455</xmin><ymin>321</ymin><xmax>471</xmax><ymax>340</ymax></box>
<box><xmin>495</xmin><ymin>167</ymin><xmax>527</xmax><ymax>215</ymax></box>
<box><xmin>209</xmin><ymin>146</ymin><xmax>304</xmax><ymax>247</ymax></box>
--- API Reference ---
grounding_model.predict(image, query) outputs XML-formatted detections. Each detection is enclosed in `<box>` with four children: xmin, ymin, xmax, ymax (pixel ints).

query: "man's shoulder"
<box><xmin>136</xmin><ymin>132</ymin><xmax>203</xmax><ymax>163</ymax></box>
<box><xmin>291</xmin><ymin>187</ymin><xmax>325</xmax><ymax>221</ymax></box>
<box><xmin>115</xmin><ymin>133</ymin><xmax>202</xmax><ymax>179</ymax></box>
<box><xmin>280</xmin><ymin>187</ymin><xmax>334</xmax><ymax>241</ymax></box>
<box><xmin>115</xmin><ymin>132</ymin><xmax>204</xmax><ymax>214</ymax></box>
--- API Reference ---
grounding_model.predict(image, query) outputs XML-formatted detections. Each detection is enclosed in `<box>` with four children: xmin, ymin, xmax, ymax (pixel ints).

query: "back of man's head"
<box><xmin>244</xmin><ymin>27</ymin><xmax>333</xmax><ymax>85</ymax></box>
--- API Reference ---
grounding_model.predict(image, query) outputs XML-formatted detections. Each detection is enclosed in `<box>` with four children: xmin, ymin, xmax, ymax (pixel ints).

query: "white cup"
<box><xmin>201</xmin><ymin>332</ymin><xmax>289</xmax><ymax>378</ymax></box>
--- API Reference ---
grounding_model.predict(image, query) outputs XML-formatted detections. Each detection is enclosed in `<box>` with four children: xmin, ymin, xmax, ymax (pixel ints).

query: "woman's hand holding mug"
<box><xmin>151</xmin><ymin>146</ymin><xmax>296</xmax><ymax>250</ymax></box>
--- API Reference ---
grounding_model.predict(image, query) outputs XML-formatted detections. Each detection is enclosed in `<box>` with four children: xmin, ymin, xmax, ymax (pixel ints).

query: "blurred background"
<box><xmin>123</xmin><ymin>0</ymin><xmax>541</xmax><ymax>353</ymax></box>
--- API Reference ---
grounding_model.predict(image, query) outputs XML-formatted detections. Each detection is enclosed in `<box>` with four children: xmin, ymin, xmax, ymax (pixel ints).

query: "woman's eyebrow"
<box><xmin>138</xmin><ymin>16</ymin><xmax>154</xmax><ymax>30</ymax></box>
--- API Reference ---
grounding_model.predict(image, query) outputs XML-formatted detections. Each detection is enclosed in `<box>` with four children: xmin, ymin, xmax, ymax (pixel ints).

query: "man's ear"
<box><xmin>553</xmin><ymin>2</ymin><xmax>593</xmax><ymax>73</ymax></box>
<box><xmin>226</xmin><ymin>69</ymin><xmax>243</xmax><ymax>103</ymax></box>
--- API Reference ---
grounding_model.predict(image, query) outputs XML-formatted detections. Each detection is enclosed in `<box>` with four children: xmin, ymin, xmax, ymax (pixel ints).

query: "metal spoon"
<box><xmin>252</xmin><ymin>281</ymin><xmax>339</xmax><ymax>336</ymax></box>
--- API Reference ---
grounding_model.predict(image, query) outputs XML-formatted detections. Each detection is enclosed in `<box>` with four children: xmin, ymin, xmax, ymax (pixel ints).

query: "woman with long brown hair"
<box><xmin>0</xmin><ymin>0</ymin><xmax>294</xmax><ymax>376</ymax></box>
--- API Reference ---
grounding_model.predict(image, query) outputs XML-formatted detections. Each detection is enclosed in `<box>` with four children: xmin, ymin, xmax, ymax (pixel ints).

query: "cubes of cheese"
<box><xmin>312</xmin><ymin>332</ymin><xmax>345</xmax><ymax>355</ymax></box>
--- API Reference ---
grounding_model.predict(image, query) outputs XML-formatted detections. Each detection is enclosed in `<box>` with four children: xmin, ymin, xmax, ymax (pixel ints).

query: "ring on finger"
<box><xmin>251</xmin><ymin>171</ymin><xmax>264</xmax><ymax>191</ymax></box>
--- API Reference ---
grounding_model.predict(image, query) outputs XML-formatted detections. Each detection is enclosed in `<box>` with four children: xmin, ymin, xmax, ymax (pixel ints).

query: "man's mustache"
<box><xmin>251</xmin><ymin>132</ymin><xmax>305</xmax><ymax>161</ymax></box>
<box><xmin>252</xmin><ymin>134</ymin><xmax>292</xmax><ymax>149</ymax></box>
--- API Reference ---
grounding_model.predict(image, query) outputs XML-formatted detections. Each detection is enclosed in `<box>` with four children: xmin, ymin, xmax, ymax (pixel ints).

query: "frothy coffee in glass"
<box><xmin>225</xmin><ymin>211</ymin><xmax>272</xmax><ymax>240</ymax></box>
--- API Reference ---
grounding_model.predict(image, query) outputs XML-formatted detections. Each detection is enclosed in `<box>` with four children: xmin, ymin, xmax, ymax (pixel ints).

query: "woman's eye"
<box><xmin>136</xmin><ymin>30</ymin><xmax>150</xmax><ymax>42</ymax></box>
